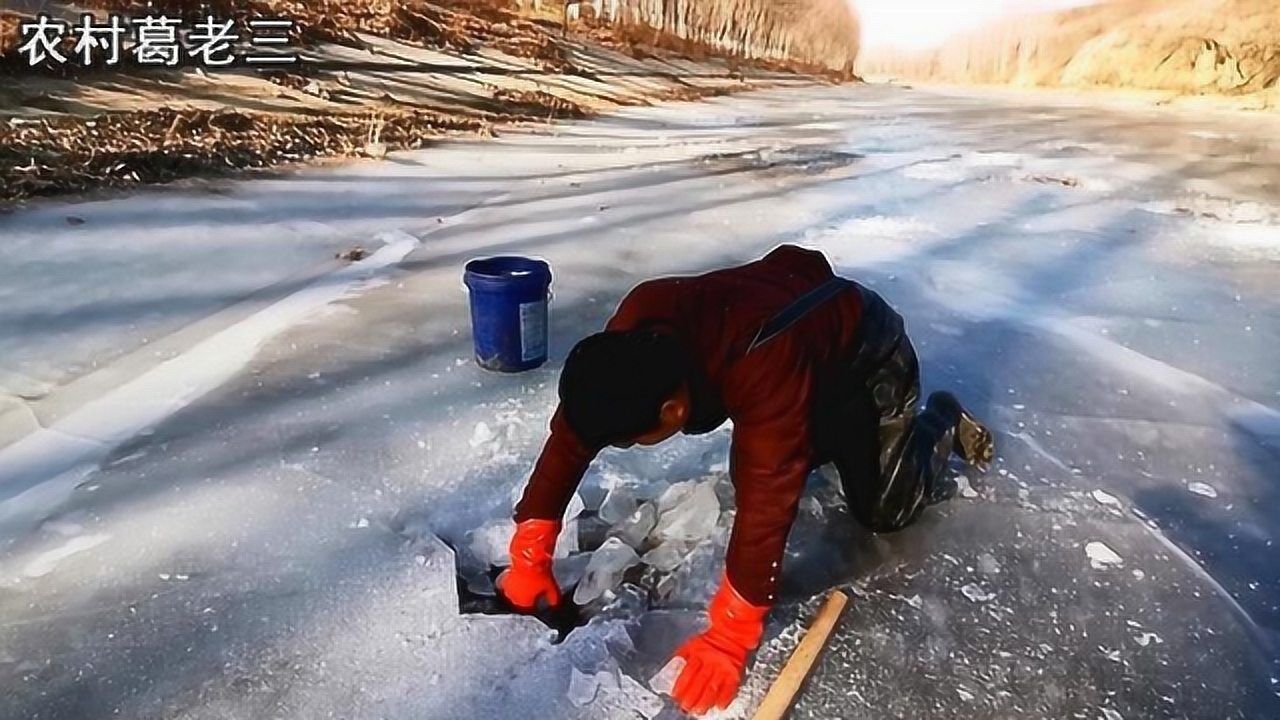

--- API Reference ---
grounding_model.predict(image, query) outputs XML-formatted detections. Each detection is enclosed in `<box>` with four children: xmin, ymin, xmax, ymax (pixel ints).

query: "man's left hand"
<box><xmin>668</xmin><ymin>578</ymin><xmax>769</xmax><ymax>715</ymax></box>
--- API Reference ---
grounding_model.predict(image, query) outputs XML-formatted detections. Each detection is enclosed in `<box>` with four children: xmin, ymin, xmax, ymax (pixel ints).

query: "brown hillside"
<box><xmin>858</xmin><ymin>0</ymin><xmax>1280</xmax><ymax>101</ymax></box>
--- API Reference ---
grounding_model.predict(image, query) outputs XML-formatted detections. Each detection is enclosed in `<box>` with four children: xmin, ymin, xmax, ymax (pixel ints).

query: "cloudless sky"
<box><xmin>855</xmin><ymin>0</ymin><xmax>1101</xmax><ymax>50</ymax></box>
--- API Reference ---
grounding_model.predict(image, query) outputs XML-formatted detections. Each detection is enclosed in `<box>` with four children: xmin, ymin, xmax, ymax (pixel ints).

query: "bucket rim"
<box><xmin>464</xmin><ymin>255</ymin><xmax>552</xmax><ymax>282</ymax></box>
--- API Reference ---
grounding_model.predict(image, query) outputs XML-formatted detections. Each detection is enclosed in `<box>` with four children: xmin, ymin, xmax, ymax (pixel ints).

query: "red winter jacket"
<box><xmin>514</xmin><ymin>245</ymin><xmax>865</xmax><ymax>606</ymax></box>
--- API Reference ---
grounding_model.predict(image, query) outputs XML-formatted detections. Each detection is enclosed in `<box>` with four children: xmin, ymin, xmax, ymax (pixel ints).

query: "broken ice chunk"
<box><xmin>653</xmin><ymin>481</ymin><xmax>720</xmax><ymax>542</ymax></box>
<box><xmin>554</xmin><ymin>553</ymin><xmax>592</xmax><ymax>589</ymax></box>
<box><xmin>977</xmin><ymin>553</ymin><xmax>1002</xmax><ymax>576</ymax></box>
<box><xmin>465</xmin><ymin>572</ymin><xmax>496</xmax><ymax>597</ymax></box>
<box><xmin>1091</xmin><ymin>489</ymin><xmax>1121</xmax><ymax>507</ymax></box>
<box><xmin>467</xmin><ymin>519</ymin><xmax>515</xmax><ymax>568</ymax></box>
<box><xmin>654</xmin><ymin>541</ymin><xmax>722</xmax><ymax>606</ymax></box>
<box><xmin>1134</xmin><ymin>631</ymin><xmax>1163</xmax><ymax>647</ymax></box>
<box><xmin>960</xmin><ymin>583</ymin><xmax>995</xmax><ymax>603</ymax></box>
<box><xmin>701</xmin><ymin>447</ymin><xmax>729</xmax><ymax>473</ymax></box>
<box><xmin>656</xmin><ymin>480</ymin><xmax>697</xmax><ymax>514</ymax></box>
<box><xmin>568</xmin><ymin>668</ymin><xmax>599</xmax><ymax>707</ymax></box>
<box><xmin>642</xmin><ymin>540</ymin><xmax>692</xmax><ymax>572</ymax></box>
<box><xmin>554</xmin><ymin>524</ymin><xmax>578</xmax><ymax>559</ymax></box>
<box><xmin>799</xmin><ymin>496</ymin><xmax>824</xmax><ymax>518</ymax></box>
<box><xmin>1085</xmin><ymin>541</ymin><xmax>1124</xmax><ymax>570</ymax></box>
<box><xmin>469</xmin><ymin>421</ymin><xmax>496</xmax><ymax>448</ymax></box>
<box><xmin>555</xmin><ymin>493</ymin><xmax>587</xmax><ymax>559</ymax></box>
<box><xmin>611</xmin><ymin>502</ymin><xmax>657</xmax><ymax>549</ymax></box>
<box><xmin>649</xmin><ymin>656</ymin><xmax>686</xmax><ymax>696</ymax></box>
<box><xmin>604</xmin><ymin>583</ymin><xmax>649</xmax><ymax>615</ymax></box>
<box><xmin>573</xmin><ymin>538</ymin><xmax>641</xmax><ymax>605</ymax></box>
<box><xmin>954</xmin><ymin>474</ymin><xmax>979</xmax><ymax>499</ymax></box>
<box><xmin>595</xmin><ymin>666</ymin><xmax>620</xmax><ymax>695</ymax></box>
<box><xmin>565</xmin><ymin>492</ymin><xmax>586</xmax><ymax>521</ymax></box>
<box><xmin>599</xmin><ymin>486</ymin><xmax>638</xmax><ymax>525</ymax></box>
<box><xmin>1187</xmin><ymin>482</ymin><xmax>1219</xmax><ymax>499</ymax></box>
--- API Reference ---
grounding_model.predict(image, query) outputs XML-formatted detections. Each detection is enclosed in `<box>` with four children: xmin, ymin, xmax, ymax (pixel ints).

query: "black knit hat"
<box><xmin>559</xmin><ymin>330</ymin><xmax>687</xmax><ymax>448</ymax></box>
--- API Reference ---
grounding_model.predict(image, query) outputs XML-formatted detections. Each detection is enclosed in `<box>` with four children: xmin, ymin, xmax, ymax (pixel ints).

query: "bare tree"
<box><xmin>557</xmin><ymin>0</ymin><xmax>860</xmax><ymax>69</ymax></box>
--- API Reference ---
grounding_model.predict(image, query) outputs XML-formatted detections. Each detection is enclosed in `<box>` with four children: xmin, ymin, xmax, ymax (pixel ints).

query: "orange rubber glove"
<box><xmin>496</xmin><ymin>519</ymin><xmax>562</xmax><ymax>612</ymax></box>
<box><xmin>671</xmin><ymin>577</ymin><xmax>770</xmax><ymax>716</ymax></box>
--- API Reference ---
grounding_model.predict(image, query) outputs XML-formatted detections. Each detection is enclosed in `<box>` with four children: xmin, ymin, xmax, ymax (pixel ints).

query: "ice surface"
<box><xmin>610</xmin><ymin>502</ymin><xmax>657</xmax><ymax>549</ymax></box>
<box><xmin>0</xmin><ymin>232</ymin><xmax>421</xmax><ymax>533</ymax></box>
<box><xmin>5</xmin><ymin>83</ymin><xmax>1280</xmax><ymax>720</ymax></box>
<box><xmin>1086</xmin><ymin>541</ymin><xmax>1125</xmax><ymax>570</ymax></box>
<box><xmin>649</xmin><ymin>656</ymin><xmax>686</xmax><ymax>696</ymax></box>
<box><xmin>599</xmin><ymin>486</ymin><xmax>639</xmax><ymax>525</ymax></box>
<box><xmin>653</xmin><ymin>480</ymin><xmax>720</xmax><ymax>542</ymax></box>
<box><xmin>573</xmin><ymin>538</ymin><xmax>641</xmax><ymax>605</ymax></box>
<box><xmin>467</xmin><ymin>519</ymin><xmax>515</xmax><ymax>568</ymax></box>
<box><xmin>21</xmin><ymin>533</ymin><xmax>111</xmax><ymax>578</ymax></box>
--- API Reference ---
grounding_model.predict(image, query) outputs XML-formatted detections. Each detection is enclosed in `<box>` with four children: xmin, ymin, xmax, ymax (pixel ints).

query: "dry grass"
<box><xmin>0</xmin><ymin>12</ymin><xmax>19</xmax><ymax>55</ymax></box>
<box><xmin>1</xmin><ymin>107</ymin><xmax>488</xmax><ymax>199</ymax></box>
<box><xmin>491</xmin><ymin>88</ymin><xmax>593</xmax><ymax>119</ymax></box>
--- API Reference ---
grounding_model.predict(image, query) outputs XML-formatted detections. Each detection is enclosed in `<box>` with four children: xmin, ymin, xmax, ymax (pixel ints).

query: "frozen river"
<box><xmin>1</xmin><ymin>83</ymin><xmax>1278</xmax><ymax>719</ymax></box>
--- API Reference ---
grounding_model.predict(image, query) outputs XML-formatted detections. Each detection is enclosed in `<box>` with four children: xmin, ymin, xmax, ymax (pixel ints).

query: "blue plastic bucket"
<box><xmin>463</xmin><ymin>256</ymin><xmax>553</xmax><ymax>373</ymax></box>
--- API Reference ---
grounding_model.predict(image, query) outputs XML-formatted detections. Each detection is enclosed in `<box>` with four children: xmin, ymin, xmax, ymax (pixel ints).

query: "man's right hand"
<box><xmin>497</xmin><ymin>519</ymin><xmax>562</xmax><ymax>612</ymax></box>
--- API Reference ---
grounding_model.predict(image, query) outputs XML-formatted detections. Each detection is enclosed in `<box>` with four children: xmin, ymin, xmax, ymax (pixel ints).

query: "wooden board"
<box><xmin>751</xmin><ymin>590</ymin><xmax>849</xmax><ymax>720</ymax></box>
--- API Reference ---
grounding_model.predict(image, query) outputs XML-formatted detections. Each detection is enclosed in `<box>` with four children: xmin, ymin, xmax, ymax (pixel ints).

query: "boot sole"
<box><xmin>956</xmin><ymin>409</ymin><xmax>995</xmax><ymax>472</ymax></box>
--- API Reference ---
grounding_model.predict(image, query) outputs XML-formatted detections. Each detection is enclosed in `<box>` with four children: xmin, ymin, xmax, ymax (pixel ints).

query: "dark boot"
<box><xmin>926</xmin><ymin>391</ymin><xmax>995</xmax><ymax>472</ymax></box>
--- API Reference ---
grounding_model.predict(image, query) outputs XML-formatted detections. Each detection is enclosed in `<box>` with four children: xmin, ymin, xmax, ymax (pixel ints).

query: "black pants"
<box><xmin>812</xmin><ymin>289</ymin><xmax>961</xmax><ymax>533</ymax></box>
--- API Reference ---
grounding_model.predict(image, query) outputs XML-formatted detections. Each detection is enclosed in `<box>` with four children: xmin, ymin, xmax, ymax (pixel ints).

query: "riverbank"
<box><xmin>0</xmin><ymin>0</ymin><xmax>840</xmax><ymax>204</ymax></box>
